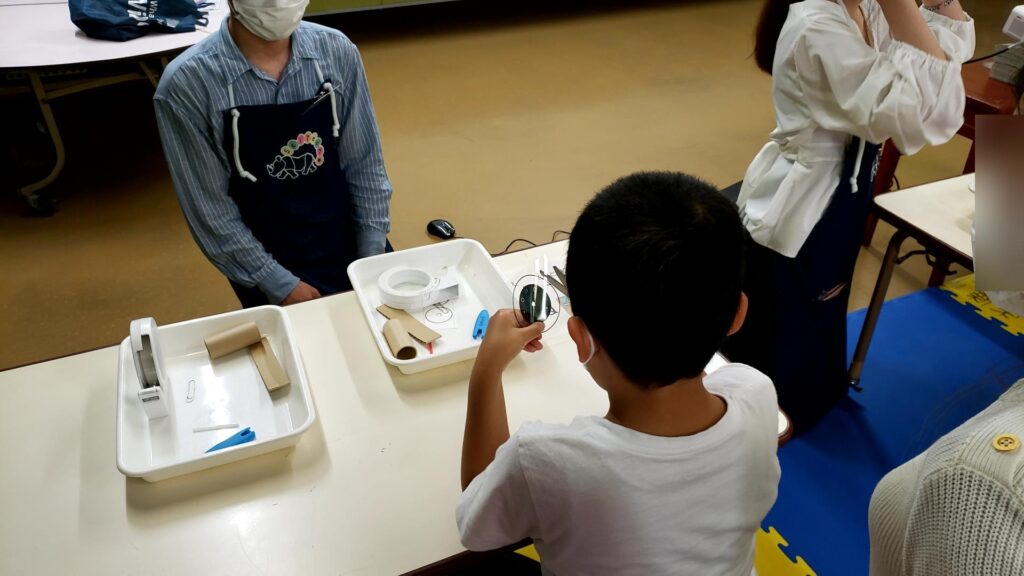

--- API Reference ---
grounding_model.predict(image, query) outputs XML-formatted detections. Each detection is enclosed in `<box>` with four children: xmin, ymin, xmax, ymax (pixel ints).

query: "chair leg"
<box><xmin>963</xmin><ymin>142</ymin><xmax>975</xmax><ymax>175</ymax></box>
<box><xmin>862</xmin><ymin>213</ymin><xmax>880</xmax><ymax>247</ymax></box>
<box><xmin>863</xmin><ymin>140</ymin><xmax>901</xmax><ymax>247</ymax></box>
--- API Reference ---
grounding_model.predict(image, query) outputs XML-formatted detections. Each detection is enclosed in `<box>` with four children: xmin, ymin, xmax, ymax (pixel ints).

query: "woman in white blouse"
<box><xmin>721</xmin><ymin>0</ymin><xmax>974</xmax><ymax>431</ymax></box>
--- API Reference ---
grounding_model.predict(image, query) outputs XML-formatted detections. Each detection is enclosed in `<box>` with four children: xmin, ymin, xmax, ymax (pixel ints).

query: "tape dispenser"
<box><xmin>130</xmin><ymin>317</ymin><xmax>170</xmax><ymax>419</ymax></box>
<box><xmin>378</xmin><ymin>266</ymin><xmax>460</xmax><ymax>311</ymax></box>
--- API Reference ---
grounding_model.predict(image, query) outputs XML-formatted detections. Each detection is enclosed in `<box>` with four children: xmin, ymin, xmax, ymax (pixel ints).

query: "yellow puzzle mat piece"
<box><xmin>941</xmin><ymin>274</ymin><xmax>1024</xmax><ymax>337</ymax></box>
<box><xmin>515</xmin><ymin>545</ymin><xmax>541</xmax><ymax>563</ymax></box>
<box><xmin>754</xmin><ymin>526</ymin><xmax>817</xmax><ymax>576</ymax></box>
<box><xmin>514</xmin><ymin>526</ymin><xmax>816</xmax><ymax>575</ymax></box>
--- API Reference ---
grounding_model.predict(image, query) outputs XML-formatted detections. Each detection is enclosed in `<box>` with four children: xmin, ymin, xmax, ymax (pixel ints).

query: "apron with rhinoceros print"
<box><xmin>222</xmin><ymin>72</ymin><xmax>357</xmax><ymax>306</ymax></box>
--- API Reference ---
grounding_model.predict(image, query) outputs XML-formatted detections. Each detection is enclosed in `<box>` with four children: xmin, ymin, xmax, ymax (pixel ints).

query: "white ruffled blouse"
<box><xmin>738</xmin><ymin>0</ymin><xmax>975</xmax><ymax>257</ymax></box>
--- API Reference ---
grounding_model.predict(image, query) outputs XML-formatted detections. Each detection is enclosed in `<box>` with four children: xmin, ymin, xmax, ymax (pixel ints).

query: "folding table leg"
<box><xmin>18</xmin><ymin>72</ymin><xmax>64</xmax><ymax>214</ymax></box>
<box><xmin>15</xmin><ymin>68</ymin><xmax>150</xmax><ymax>214</ymax></box>
<box><xmin>849</xmin><ymin>229</ymin><xmax>909</xmax><ymax>389</ymax></box>
<box><xmin>138</xmin><ymin>61</ymin><xmax>160</xmax><ymax>88</ymax></box>
<box><xmin>928</xmin><ymin>254</ymin><xmax>952</xmax><ymax>287</ymax></box>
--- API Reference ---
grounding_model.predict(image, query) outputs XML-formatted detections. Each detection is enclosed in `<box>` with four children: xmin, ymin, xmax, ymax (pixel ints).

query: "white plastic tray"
<box><xmin>116</xmin><ymin>306</ymin><xmax>316</xmax><ymax>482</ymax></box>
<box><xmin>348</xmin><ymin>239</ymin><xmax>512</xmax><ymax>374</ymax></box>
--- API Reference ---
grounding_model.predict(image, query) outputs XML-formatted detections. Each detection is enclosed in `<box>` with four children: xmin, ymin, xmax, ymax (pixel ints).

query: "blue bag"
<box><xmin>70</xmin><ymin>0</ymin><xmax>211</xmax><ymax>42</ymax></box>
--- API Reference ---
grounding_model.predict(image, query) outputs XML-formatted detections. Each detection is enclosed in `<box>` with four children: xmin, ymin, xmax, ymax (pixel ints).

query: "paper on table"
<box><xmin>249</xmin><ymin>336</ymin><xmax>290</xmax><ymax>391</ymax></box>
<box><xmin>376</xmin><ymin>305</ymin><xmax>441</xmax><ymax>343</ymax></box>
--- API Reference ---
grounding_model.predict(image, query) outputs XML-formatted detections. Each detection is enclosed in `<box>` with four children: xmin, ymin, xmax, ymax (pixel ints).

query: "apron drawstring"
<box><xmin>313</xmin><ymin>61</ymin><xmax>340</xmax><ymax>138</ymax></box>
<box><xmin>325</xmin><ymin>81</ymin><xmax>340</xmax><ymax>138</ymax></box>
<box><xmin>231</xmin><ymin>109</ymin><xmax>258</xmax><ymax>183</ymax></box>
<box><xmin>221</xmin><ymin>63</ymin><xmax>358</xmax><ymax>301</ymax></box>
<box><xmin>849</xmin><ymin>138</ymin><xmax>866</xmax><ymax>194</ymax></box>
<box><xmin>227</xmin><ymin>83</ymin><xmax>257</xmax><ymax>182</ymax></box>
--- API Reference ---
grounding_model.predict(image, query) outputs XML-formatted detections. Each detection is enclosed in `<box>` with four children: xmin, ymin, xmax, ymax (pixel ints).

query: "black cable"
<box><xmin>551</xmin><ymin>230</ymin><xmax>571</xmax><ymax>242</ymax></box>
<box><xmin>965</xmin><ymin>41</ymin><xmax>1023</xmax><ymax>65</ymax></box>
<box><xmin>892</xmin><ymin>175</ymin><xmax>901</xmax><ymax>191</ymax></box>
<box><xmin>492</xmin><ymin>238</ymin><xmax>538</xmax><ymax>257</ymax></box>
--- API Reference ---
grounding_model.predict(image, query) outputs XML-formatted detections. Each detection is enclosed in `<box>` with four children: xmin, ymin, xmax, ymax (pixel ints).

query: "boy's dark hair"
<box><xmin>565</xmin><ymin>172</ymin><xmax>745</xmax><ymax>387</ymax></box>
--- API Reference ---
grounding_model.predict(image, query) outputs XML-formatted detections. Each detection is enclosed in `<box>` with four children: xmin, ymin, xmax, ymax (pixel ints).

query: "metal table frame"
<box><xmin>848</xmin><ymin>186</ymin><xmax>974</xmax><ymax>388</ymax></box>
<box><xmin>13</xmin><ymin>59</ymin><xmax>167</xmax><ymax>212</ymax></box>
<box><xmin>0</xmin><ymin>0</ymin><xmax>227</xmax><ymax>213</ymax></box>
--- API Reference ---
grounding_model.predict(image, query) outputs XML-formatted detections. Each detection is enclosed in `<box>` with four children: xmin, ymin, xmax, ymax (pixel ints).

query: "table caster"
<box><xmin>24</xmin><ymin>193</ymin><xmax>57</xmax><ymax>217</ymax></box>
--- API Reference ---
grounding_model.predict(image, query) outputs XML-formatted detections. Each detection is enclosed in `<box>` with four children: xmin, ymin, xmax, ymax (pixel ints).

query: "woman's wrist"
<box><xmin>922</xmin><ymin>0</ymin><xmax>956</xmax><ymax>12</ymax></box>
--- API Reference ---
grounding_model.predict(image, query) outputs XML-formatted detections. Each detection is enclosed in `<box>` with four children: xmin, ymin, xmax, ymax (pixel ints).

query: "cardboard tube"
<box><xmin>205</xmin><ymin>322</ymin><xmax>261</xmax><ymax>359</ymax></box>
<box><xmin>383</xmin><ymin>319</ymin><xmax>417</xmax><ymax>360</ymax></box>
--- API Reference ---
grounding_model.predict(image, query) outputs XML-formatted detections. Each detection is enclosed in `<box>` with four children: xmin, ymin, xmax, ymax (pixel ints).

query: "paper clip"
<box><xmin>205</xmin><ymin>427</ymin><xmax>255</xmax><ymax>453</ymax></box>
<box><xmin>473</xmin><ymin>310</ymin><xmax>490</xmax><ymax>340</ymax></box>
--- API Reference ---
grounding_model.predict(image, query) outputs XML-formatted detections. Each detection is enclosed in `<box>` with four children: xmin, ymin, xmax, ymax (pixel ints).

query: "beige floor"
<box><xmin>0</xmin><ymin>0</ymin><xmax>1003</xmax><ymax>370</ymax></box>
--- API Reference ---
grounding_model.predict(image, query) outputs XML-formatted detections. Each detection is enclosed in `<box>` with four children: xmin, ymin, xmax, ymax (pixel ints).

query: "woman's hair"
<box><xmin>754</xmin><ymin>0</ymin><xmax>801</xmax><ymax>74</ymax></box>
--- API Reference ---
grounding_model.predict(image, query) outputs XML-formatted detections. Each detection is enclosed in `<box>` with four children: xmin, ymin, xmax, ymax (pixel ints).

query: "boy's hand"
<box><xmin>472</xmin><ymin>309</ymin><xmax>544</xmax><ymax>378</ymax></box>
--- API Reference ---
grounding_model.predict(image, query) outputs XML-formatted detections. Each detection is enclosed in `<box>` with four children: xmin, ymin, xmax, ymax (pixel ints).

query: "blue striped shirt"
<box><xmin>154</xmin><ymin>18</ymin><xmax>392</xmax><ymax>303</ymax></box>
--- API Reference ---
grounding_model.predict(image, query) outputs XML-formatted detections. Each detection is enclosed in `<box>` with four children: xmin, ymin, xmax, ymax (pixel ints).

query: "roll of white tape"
<box><xmin>130</xmin><ymin>317</ymin><xmax>168</xmax><ymax>389</ymax></box>
<box><xmin>378</xmin><ymin>266</ymin><xmax>460</xmax><ymax>311</ymax></box>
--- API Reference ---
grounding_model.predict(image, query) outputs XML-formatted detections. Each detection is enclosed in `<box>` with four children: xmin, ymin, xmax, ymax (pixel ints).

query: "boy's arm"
<box><xmin>457</xmin><ymin>434</ymin><xmax>538</xmax><ymax>550</ymax></box>
<box><xmin>461</xmin><ymin>310</ymin><xmax>544</xmax><ymax>489</ymax></box>
<box><xmin>462</xmin><ymin>363</ymin><xmax>511</xmax><ymax>490</ymax></box>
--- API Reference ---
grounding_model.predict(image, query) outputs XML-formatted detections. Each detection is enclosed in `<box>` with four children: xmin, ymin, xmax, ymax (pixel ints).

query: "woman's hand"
<box><xmin>920</xmin><ymin>0</ymin><xmax>968</xmax><ymax>22</ymax></box>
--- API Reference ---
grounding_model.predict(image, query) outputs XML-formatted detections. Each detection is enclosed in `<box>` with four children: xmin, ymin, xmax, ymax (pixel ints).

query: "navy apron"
<box><xmin>223</xmin><ymin>72</ymin><xmax>357</xmax><ymax>308</ymax></box>
<box><xmin>722</xmin><ymin>137</ymin><xmax>882</xmax><ymax>433</ymax></box>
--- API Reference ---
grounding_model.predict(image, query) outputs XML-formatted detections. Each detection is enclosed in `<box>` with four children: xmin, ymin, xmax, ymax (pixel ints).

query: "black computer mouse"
<box><xmin>426</xmin><ymin>219</ymin><xmax>456</xmax><ymax>240</ymax></box>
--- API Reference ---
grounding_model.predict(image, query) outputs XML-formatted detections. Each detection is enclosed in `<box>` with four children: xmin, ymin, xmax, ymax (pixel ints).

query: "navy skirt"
<box><xmin>722</xmin><ymin>138</ymin><xmax>881</xmax><ymax>432</ymax></box>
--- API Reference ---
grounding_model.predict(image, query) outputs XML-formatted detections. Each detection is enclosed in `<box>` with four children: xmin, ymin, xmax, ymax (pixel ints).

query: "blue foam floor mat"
<box><xmin>764</xmin><ymin>287</ymin><xmax>1024</xmax><ymax>575</ymax></box>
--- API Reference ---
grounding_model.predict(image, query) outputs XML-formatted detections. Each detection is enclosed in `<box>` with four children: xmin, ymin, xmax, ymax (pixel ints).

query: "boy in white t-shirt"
<box><xmin>457</xmin><ymin>172</ymin><xmax>781</xmax><ymax>576</ymax></box>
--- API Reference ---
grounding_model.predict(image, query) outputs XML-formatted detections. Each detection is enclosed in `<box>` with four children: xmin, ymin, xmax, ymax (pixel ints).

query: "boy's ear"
<box><xmin>567</xmin><ymin>316</ymin><xmax>593</xmax><ymax>363</ymax></box>
<box><xmin>727</xmin><ymin>292</ymin><xmax>748</xmax><ymax>337</ymax></box>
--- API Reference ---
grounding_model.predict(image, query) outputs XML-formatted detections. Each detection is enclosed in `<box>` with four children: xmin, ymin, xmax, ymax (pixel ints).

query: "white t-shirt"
<box><xmin>456</xmin><ymin>364</ymin><xmax>781</xmax><ymax>576</ymax></box>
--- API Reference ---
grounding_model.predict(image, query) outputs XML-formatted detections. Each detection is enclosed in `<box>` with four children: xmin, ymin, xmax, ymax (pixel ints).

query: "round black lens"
<box><xmin>518</xmin><ymin>283</ymin><xmax>555</xmax><ymax>324</ymax></box>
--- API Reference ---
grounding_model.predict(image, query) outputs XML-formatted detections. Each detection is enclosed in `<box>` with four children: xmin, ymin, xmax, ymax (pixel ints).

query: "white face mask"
<box><xmin>232</xmin><ymin>0</ymin><xmax>308</xmax><ymax>41</ymax></box>
<box><xmin>582</xmin><ymin>329</ymin><xmax>597</xmax><ymax>367</ymax></box>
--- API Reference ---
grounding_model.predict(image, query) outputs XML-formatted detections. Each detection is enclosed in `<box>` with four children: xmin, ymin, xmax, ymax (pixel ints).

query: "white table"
<box><xmin>0</xmin><ymin>0</ymin><xmax>227</xmax><ymax>211</ymax></box>
<box><xmin>848</xmin><ymin>175</ymin><xmax>975</xmax><ymax>386</ymax></box>
<box><xmin>0</xmin><ymin>2</ymin><xmax>227</xmax><ymax>68</ymax></box>
<box><xmin>0</xmin><ymin>242</ymin><xmax>786</xmax><ymax>575</ymax></box>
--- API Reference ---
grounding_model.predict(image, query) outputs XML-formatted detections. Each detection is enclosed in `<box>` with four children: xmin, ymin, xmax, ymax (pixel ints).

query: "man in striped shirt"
<box><xmin>154</xmin><ymin>0</ymin><xmax>392</xmax><ymax>307</ymax></box>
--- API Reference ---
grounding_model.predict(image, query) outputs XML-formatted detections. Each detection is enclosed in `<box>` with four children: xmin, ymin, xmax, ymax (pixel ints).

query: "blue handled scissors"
<box><xmin>206</xmin><ymin>427</ymin><xmax>256</xmax><ymax>453</ymax></box>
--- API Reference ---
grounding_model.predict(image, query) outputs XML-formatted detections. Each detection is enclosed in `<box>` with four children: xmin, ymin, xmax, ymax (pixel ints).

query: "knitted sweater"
<box><xmin>868</xmin><ymin>378</ymin><xmax>1024</xmax><ymax>575</ymax></box>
